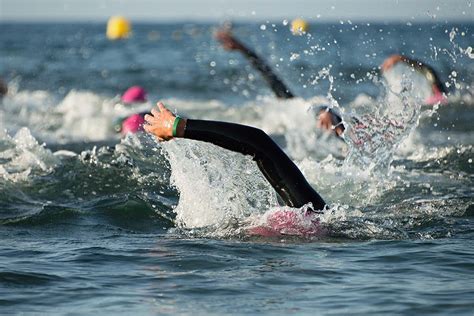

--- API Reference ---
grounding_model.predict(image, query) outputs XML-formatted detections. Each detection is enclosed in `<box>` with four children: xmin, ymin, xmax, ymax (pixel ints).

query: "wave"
<box><xmin>0</xmin><ymin>271</ymin><xmax>63</xmax><ymax>286</ymax></box>
<box><xmin>1</xmin><ymin>68</ymin><xmax>473</xmax><ymax>240</ymax></box>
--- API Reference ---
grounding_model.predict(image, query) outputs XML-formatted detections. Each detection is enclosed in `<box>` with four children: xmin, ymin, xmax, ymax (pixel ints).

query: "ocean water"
<box><xmin>0</xmin><ymin>21</ymin><xmax>473</xmax><ymax>315</ymax></box>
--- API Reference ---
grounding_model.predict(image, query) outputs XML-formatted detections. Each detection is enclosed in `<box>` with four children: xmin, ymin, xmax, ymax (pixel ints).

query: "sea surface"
<box><xmin>0</xmin><ymin>21</ymin><xmax>473</xmax><ymax>315</ymax></box>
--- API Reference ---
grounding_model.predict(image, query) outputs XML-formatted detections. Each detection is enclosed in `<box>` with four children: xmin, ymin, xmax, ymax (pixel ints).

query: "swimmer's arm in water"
<box><xmin>414</xmin><ymin>62</ymin><xmax>446</xmax><ymax>95</ymax></box>
<box><xmin>215</xmin><ymin>30</ymin><xmax>295</xmax><ymax>99</ymax></box>
<box><xmin>398</xmin><ymin>56</ymin><xmax>446</xmax><ymax>94</ymax></box>
<box><xmin>144</xmin><ymin>103</ymin><xmax>326</xmax><ymax>211</ymax></box>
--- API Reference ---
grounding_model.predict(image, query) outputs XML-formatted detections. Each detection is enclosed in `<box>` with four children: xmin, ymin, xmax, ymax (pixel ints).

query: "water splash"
<box><xmin>0</xmin><ymin>128</ymin><xmax>59</xmax><ymax>182</ymax></box>
<box><xmin>0</xmin><ymin>88</ymin><xmax>151</xmax><ymax>144</ymax></box>
<box><xmin>163</xmin><ymin>139</ymin><xmax>277</xmax><ymax>232</ymax></box>
<box><xmin>343</xmin><ymin>63</ymin><xmax>425</xmax><ymax>172</ymax></box>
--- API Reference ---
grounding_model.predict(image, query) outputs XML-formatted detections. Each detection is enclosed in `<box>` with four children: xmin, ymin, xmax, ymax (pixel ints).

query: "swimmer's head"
<box><xmin>315</xmin><ymin>105</ymin><xmax>345</xmax><ymax>137</ymax></box>
<box><xmin>121</xmin><ymin>113</ymin><xmax>145</xmax><ymax>135</ymax></box>
<box><xmin>121</xmin><ymin>86</ymin><xmax>147</xmax><ymax>104</ymax></box>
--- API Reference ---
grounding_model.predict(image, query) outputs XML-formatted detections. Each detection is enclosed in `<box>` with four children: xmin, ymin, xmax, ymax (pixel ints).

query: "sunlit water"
<box><xmin>0</xmin><ymin>22</ymin><xmax>473</xmax><ymax>314</ymax></box>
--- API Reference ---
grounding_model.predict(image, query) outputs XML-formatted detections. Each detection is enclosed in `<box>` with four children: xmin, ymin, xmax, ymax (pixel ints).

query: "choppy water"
<box><xmin>0</xmin><ymin>21</ymin><xmax>473</xmax><ymax>315</ymax></box>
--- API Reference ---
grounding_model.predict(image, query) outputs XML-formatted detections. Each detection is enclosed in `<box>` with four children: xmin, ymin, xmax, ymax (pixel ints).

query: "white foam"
<box><xmin>0</xmin><ymin>128</ymin><xmax>59</xmax><ymax>181</ymax></box>
<box><xmin>163</xmin><ymin>139</ymin><xmax>277</xmax><ymax>230</ymax></box>
<box><xmin>0</xmin><ymin>88</ymin><xmax>152</xmax><ymax>145</ymax></box>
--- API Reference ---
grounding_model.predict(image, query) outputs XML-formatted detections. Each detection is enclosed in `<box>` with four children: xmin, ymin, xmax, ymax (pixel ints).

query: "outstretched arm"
<box><xmin>403</xmin><ymin>56</ymin><xmax>446</xmax><ymax>95</ymax></box>
<box><xmin>215</xmin><ymin>30</ymin><xmax>295</xmax><ymax>99</ymax></box>
<box><xmin>144</xmin><ymin>103</ymin><xmax>326</xmax><ymax>211</ymax></box>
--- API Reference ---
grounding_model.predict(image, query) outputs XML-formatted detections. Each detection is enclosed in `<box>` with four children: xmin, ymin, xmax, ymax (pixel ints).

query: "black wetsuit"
<box><xmin>184</xmin><ymin>119</ymin><xmax>326</xmax><ymax>211</ymax></box>
<box><xmin>401</xmin><ymin>57</ymin><xmax>447</xmax><ymax>94</ymax></box>
<box><xmin>240</xmin><ymin>47</ymin><xmax>295</xmax><ymax>99</ymax></box>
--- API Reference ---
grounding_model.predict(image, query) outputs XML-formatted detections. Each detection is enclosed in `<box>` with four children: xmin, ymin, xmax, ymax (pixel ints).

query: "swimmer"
<box><xmin>216</xmin><ymin>29</ymin><xmax>343</xmax><ymax>137</ymax></box>
<box><xmin>381</xmin><ymin>54</ymin><xmax>448</xmax><ymax>105</ymax></box>
<box><xmin>144</xmin><ymin>102</ymin><xmax>327</xmax><ymax>214</ymax></box>
<box><xmin>120</xmin><ymin>113</ymin><xmax>146</xmax><ymax>135</ymax></box>
<box><xmin>0</xmin><ymin>78</ymin><xmax>8</xmax><ymax>97</ymax></box>
<box><xmin>121</xmin><ymin>85</ymin><xmax>147</xmax><ymax>104</ymax></box>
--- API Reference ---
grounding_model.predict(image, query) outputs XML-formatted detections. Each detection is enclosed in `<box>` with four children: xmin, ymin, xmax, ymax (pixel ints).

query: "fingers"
<box><xmin>143</xmin><ymin>101</ymin><xmax>175</xmax><ymax>142</ymax></box>
<box><xmin>381</xmin><ymin>58</ymin><xmax>392</xmax><ymax>71</ymax></box>
<box><xmin>157</xmin><ymin>102</ymin><xmax>167</xmax><ymax>112</ymax></box>
<box><xmin>215</xmin><ymin>29</ymin><xmax>230</xmax><ymax>40</ymax></box>
<box><xmin>380</xmin><ymin>61</ymin><xmax>391</xmax><ymax>72</ymax></box>
<box><xmin>144</xmin><ymin>102</ymin><xmax>168</xmax><ymax>124</ymax></box>
<box><xmin>144</xmin><ymin>121</ymin><xmax>165</xmax><ymax>142</ymax></box>
<box><xmin>215</xmin><ymin>30</ymin><xmax>224</xmax><ymax>40</ymax></box>
<box><xmin>144</xmin><ymin>114</ymin><xmax>153</xmax><ymax>123</ymax></box>
<box><xmin>146</xmin><ymin>102</ymin><xmax>167</xmax><ymax>117</ymax></box>
<box><xmin>150</xmin><ymin>107</ymin><xmax>160</xmax><ymax>117</ymax></box>
<box><xmin>143</xmin><ymin>123</ymin><xmax>155</xmax><ymax>136</ymax></box>
<box><xmin>143</xmin><ymin>123</ymin><xmax>151</xmax><ymax>133</ymax></box>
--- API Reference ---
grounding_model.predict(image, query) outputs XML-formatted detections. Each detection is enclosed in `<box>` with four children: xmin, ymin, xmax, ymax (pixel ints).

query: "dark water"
<box><xmin>0</xmin><ymin>21</ymin><xmax>473</xmax><ymax>315</ymax></box>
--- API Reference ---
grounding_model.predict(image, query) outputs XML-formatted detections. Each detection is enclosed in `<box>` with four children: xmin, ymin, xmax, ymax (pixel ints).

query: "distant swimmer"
<box><xmin>215</xmin><ymin>29</ymin><xmax>344</xmax><ymax>137</ymax></box>
<box><xmin>121</xmin><ymin>113</ymin><xmax>146</xmax><ymax>135</ymax></box>
<box><xmin>121</xmin><ymin>85</ymin><xmax>147</xmax><ymax>104</ymax></box>
<box><xmin>0</xmin><ymin>78</ymin><xmax>8</xmax><ymax>98</ymax></box>
<box><xmin>113</xmin><ymin>86</ymin><xmax>149</xmax><ymax>135</ymax></box>
<box><xmin>381</xmin><ymin>54</ymin><xmax>448</xmax><ymax>105</ymax></box>
<box><xmin>144</xmin><ymin>102</ymin><xmax>327</xmax><ymax>213</ymax></box>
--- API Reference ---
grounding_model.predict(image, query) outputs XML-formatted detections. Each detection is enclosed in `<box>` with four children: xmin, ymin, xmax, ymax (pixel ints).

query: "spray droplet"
<box><xmin>290</xmin><ymin>53</ymin><xmax>300</xmax><ymax>61</ymax></box>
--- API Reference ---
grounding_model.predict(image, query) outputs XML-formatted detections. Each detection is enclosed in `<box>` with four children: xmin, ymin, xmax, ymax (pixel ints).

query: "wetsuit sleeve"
<box><xmin>183</xmin><ymin>119</ymin><xmax>326</xmax><ymax>211</ymax></box>
<box><xmin>239</xmin><ymin>47</ymin><xmax>295</xmax><ymax>99</ymax></box>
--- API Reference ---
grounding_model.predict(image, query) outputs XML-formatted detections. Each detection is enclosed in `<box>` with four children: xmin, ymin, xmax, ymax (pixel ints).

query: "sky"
<box><xmin>0</xmin><ymin>0</ymin><xmax>472</xmax><ymax>22</ymax></box>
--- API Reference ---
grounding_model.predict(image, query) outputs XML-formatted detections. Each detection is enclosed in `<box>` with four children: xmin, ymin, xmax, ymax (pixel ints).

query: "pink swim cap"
<box><xmin>425</xmin><ymin>89</ymin><xmax>448</xmax><ymax>106</ymax></box>
<box><xmin>121</xmin><ymin>114</ymin><xmax>145</xmax><ymax>135</ymax></box>
<box><xmin>121</xmin><ymin>86</ymin><xmax>147</xmax><ymax>103</ymax></box>
<box><xmin>247</xmin><ymin>209</ymin><xmax>324</xmax><ymax>237</ymax></box>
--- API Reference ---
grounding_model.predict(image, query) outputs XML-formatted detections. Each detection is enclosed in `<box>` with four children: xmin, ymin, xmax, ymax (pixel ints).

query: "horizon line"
<box><xmin>1</xmin><ymin>17</ymin><xmax>473</xmax><ymax>23</ymax></box>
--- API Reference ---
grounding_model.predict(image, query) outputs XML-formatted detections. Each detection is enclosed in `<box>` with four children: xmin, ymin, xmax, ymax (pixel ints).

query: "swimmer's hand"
<box><xmin>317</xmin><ymin>111</ymin><xmax>344</xmax><ymax>137</ymax></box>
<box><xmin>144</xmin><ymin>102</ymin><xmax>186</xmax><ymax>141</ymax></box>
<box><xmin>381</xmin><ymin>54</ymin><xmax>403</xmax><ymax>72</ymax></box>
<box><xmin>215</xmin><ymin>29</ymin><xmax>245</xmax><ymax>51</ymax></box>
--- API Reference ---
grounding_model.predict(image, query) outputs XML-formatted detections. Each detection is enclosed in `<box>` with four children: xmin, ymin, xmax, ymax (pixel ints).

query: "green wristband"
<box><xmin>172</xmin><ymin>116</ymin><xmax>181</xmax><ymax>137</ymax></box>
